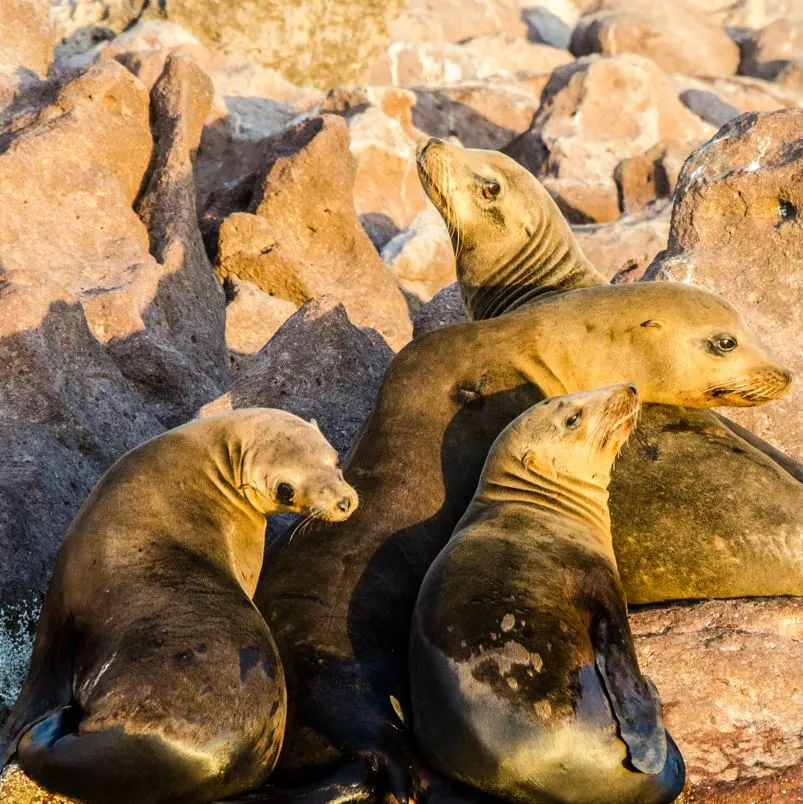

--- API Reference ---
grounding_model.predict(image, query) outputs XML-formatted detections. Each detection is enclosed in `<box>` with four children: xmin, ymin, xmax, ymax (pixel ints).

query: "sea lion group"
<box><xmin>0</xmin><ymin>141</ymin><xmax>800</xmax><ymax>804</ymax></box>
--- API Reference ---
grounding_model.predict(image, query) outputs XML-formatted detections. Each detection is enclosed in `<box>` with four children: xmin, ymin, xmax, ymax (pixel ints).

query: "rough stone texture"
<box><xmin>740</xmin><ymin>17</ymin><xmax>803</xmax><ymax>81</ymax></box>
<box><xmin>201</xmin><ymin>297</ymin><xmax>394</xmax><ymax>459</ymax></box>
<box><xmin>0</xmin><ymin>270</ymin><xmax>162</xmax><ymax>725</ymax></box>
<box><xmin>0</xmin><ymin>0</ymin><xmax>53</xmax><ymax>77</ymax></box>
<box><xmin>381</xmin><ymin>207</ymin><xmax>457</xmax><ymax>302</ymax></box>
<box><xmin>48</xmin><ymin>0</ymin><xmax>146</xmax><ymax>43</ymax></box>
<box><xmin>412</xmin><ymin>282</ymin><xmax>468</xmax><ymax>337</ymax></box>
<box><xmin>644</xmin><ymin>109</ymin><xmax>803</xmax><ymax>461</ymax></box>
<box><xmin>223</xmin><ymin>277</ymin><xmax>297</xmax><ymax>368</ymax></box>
<box><xmin>777</xmin><ymin>59</ymin><xmax>803</xmax><ymax>92</ymax></box>
<box><xmin>522</xmin><ymin>5</ymin><xmax>574</xmax><ymax>49</ymax></box>
<box><xmin>505</xmin><ymin>55</ymin><xmax>715</xmax><ymax>185</ymax></box>
<box><xmin>0</xmin><ymin>58</ymin><xmax>228</xmax><ymax>426</ymax></box>
<box><xmin>632</xmin><ymin>598</ymin><xmax>803</xmax><ymax>802</ymax></box>
<box><xmin>388</xmin><ymin>0</ymin><xmax>526</xmax><ymax>44</ymax></box>
<box><xmin>139</xmin><ymin>0</ymin><xmax>404</xmax><ymax>89</ymax></box>
<box><xmin>670</xmin><ymin>73</ymin><xmax>803</xmax><ymax>115</ymax></box>
<box><xmin>570</xmin><ymin>0</ymin><xmax>740</xmax><ymax>78</ymax></box>
<box><xmin>207</xmin><ymin>115</ymin><xmax>413</xmax><ymax>350</ymax></box>
<box><xmin>542</xmin><ymin>176</ymin><xmax>620</xmax><ymax>223</ymax></box>
<box><xmin>412</xmin><ymin>81</ymin><xmax>540</xmax><ymax>150</ymax></box>
<box><xmin>574</xmin><ymin>201</ymin><xmax>672</xmax><ymax>282</ymax></box>
<box><xmin>679</xmin><ymin>88</ymin><xmax>740</xmax><ymax>129</ymax></box>
<box><xmin>0</xmin><ymin>764</ymin><xmax>75</xmax><ymax>802</ymax></box>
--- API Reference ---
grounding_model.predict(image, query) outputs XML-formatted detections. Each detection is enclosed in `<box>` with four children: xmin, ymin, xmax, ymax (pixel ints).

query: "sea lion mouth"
<box><xmin>596</xmin><ymin>387</ymin><xmax>641</xmax><ymax>450</ymax></box>
<box><xmin>704</xmin><ymin>368</ymin><xmax>793</xmax><ymax>407</ymax></box>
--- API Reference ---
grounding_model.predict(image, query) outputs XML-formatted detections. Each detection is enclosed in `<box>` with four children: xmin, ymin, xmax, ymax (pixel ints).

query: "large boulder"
<box><xmin>570</xmin><ymin>0</ymin><xmax>740</xmax><ymax>78</ymax></box>
<box><xmin>632</xmin><ymin>598</ymin><xmax>803</xmax><ymax>801</ymax></box>
<box><xmin>505</xmin><ymin>55</ymin><xmax>715</xmax><ymax>188</ymax></box>
<box><xmin>205</xmin><ymin>115</ymin><xmax>413</xmax><ymax>350</ymax></box>
<box><xmin>0</xmin><ymin>0</ymin><xmax>53</xmax><ymax>78</ymax></box>
<box><xmin>645</xmin><ymin>110</ymin><xmax>803</xmax><ymax>461</ymax></box>
<box><xmin>0</xmin><ymin>270</ymin><xmax>162</xmax><ymax>726</ymax></box>
<box><xmin>202</xmin><ymin>297</ymin><xmax>394</xmax><ymax>459</ymax></box>
<box><xmin>412</xmin><ymin>282</ymin><xmax>468</xmax><ymax>338</ymax></box>
<box><xmin>0</xmin><ymin>58</ymin><xmax>228</xmax><ymax>426</ymax></box>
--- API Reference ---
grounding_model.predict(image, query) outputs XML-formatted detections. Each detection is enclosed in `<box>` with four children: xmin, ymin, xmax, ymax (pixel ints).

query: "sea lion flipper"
<box><xmin>592</xmin><ymin>616</ymin><xmax>668</xmax><ymax>775</ymax></box>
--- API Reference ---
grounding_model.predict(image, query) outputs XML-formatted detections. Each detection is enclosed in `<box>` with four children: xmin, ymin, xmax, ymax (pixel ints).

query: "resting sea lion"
<box><xmin>418</xmin><ymin>136</ymin><xmax>803</xmax><ymax>602</ymax></box>
<box><xmin>255</xmin><ymin>282</ymin><xmax>790</xmax><ymax>800</ymax></box>
<box><xmin>410</xmin><ymin>385</ymin><xmax>685</xmax><ymax>803</ymax></box>
<box><xmin>0</xmin><ymin>409</ymin><xmax>357</xmax><ymax>804</ymax></box>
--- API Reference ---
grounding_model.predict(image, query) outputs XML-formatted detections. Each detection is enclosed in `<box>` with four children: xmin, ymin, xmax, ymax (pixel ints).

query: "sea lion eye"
<box><xmin>566</xmin><ymin>411</ymin><xmax>582</xmax><ymax>427</ymax></box>
<box><xmin>716</xmin><ymin>336</ymin><xmax>737</xmax><ymax>353</ymax></box>
<box><xmin>482</xmin><ymin>180</ymin><xmax>500</xmax><ymax>200</ymax></box>
<box><xmin>276</xmin><ymin>483</ymin><xmax>295</xmax><ymax>505</ymax></box>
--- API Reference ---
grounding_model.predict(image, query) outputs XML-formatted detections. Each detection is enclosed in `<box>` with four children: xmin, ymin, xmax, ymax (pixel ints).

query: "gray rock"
<box><xmin>679</xmin><ymin>88</ymin><xmax>740</xmax><ymax>128</ymax></box>
<box><xmin>201</xmin><ymin>296</ymin><xmax>394</xmax><ymax>459</ymax></box>
<box><xmin>413</xmin><ymin>283</ymin><xmax>468</xmax><ymax>338</ymax></box>
<box><xmin>521</xmin><ymin>6</ymin><xmax>572</xmax><ymax>49</ymax></box>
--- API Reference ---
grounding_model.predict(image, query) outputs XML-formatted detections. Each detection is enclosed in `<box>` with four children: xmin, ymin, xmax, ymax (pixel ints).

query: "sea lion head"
<box><xmin>498</xmin><ymin>384</ymin><xmax>641</xmax><ymax>485</ymax></box>
<box><xmin>416</xmin><ymin>138</ymin><xmax>603</xmax><ymax>317</ymax></box>
<box><xmin>238</xmin><ymin>412</ymin><xmax>358</xmax><ymax>523</ymax></box>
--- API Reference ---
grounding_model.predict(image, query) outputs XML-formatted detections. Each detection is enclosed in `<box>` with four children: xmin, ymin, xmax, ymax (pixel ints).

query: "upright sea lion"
<box><xmin>0</xmin><ymin>409</ymin><xmax>357</xmax><ymax>804</ymax></box>
<box><xmin>410</xmin><ymin>385</ymin><xmax>685</xmax><ymax>804</ymax></box>
<box><xmin>255</xmin><ymin>283</ymin><xmax>792</xmax><ymax>800</ymax></box>
<box><xmin>418</xmin><ymin>137</ymin><xmax>803</xmax><ymax>601</ymax></box>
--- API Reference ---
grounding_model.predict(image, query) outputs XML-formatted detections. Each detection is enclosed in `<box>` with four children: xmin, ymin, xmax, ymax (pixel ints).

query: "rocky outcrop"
<box><xmin>645</xmin><ymin>109</ymin><xmax>803</xmax><ymax>461</ymax></box>
<box><xmin>205</xmin><ymin>114</ymin><xmax>413</xmax><ymax>350</ymax></box>
<box><xmin>202</xmin><ymin>297</ymin><xmax>394</xmax><ymax>458</ymax></box>
<box><xmin>740</xmin><ymin>17</ymin><xmax>803</xmax><ymax>81</ymax></box>
<box><xmin>0</xmin><ymin>0</ymin><xmax>53</xmax><ymax>77</ymax></box>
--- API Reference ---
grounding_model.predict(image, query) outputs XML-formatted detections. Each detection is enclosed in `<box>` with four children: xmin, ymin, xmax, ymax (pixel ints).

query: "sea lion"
<box><xmin>254</xmin><ymin>282</ymin><xmax>791</xmax><ymax>801</ymax></box>
<box><xmin>418</xmin><ymin>136</ymin><xmax>803</xmax><ymax>601</ymax></box>
<box><xmin>0</xmin><ymin>409</ymin><xmax>357</xmax><ymax>804</ymax></box>
<box><xmin>410</xmin><ymin>385</ymin><xmax>685</xmax><ymax>804</ymax></box>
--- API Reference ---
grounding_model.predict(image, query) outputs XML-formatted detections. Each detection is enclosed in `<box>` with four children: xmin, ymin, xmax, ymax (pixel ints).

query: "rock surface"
<box><xmin>645</xmin><ymin>109</ymin><xmax>803</xmax><ymax>461</ymax></box>
<box><xmin>740</xmin><ymin>17</ymin><xmax>803</xmax><ymax>81</ymax></box>
<box><xmin>0</xmin><ymin>0</ymin><xmax>53</xmax><ymax>77</ymax></box>
<box><xmin>202</xmin><ymin>297</ymin><xmax>394</xmax><ymax>458</ymax></box>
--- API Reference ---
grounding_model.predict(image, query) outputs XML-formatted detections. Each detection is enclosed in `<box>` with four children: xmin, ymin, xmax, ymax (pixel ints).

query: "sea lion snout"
<box><xmin>304</xmin><ymin>477</ymin><xmax>359</xmax><ymax>523</ymax></box>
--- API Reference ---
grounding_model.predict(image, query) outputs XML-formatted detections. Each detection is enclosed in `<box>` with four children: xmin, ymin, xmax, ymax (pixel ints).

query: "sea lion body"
<box><xmin>411</xmin><ymin>386</ymin><xmax>684</xmax><ymax>803</ymax></box>
<box><xmin>256</xmin><ymin>283</ymin><xmax>790</xmax><ymax>798</ymax></box>
<box><xmin>418</xmin><ymin>137</ymin><xmax>803</xmax><ymax>604</ymax></box>
<box><xmin>0</xmin><ymin>410</ymin><xmax>357</xmax><ymax>804</ymax></box>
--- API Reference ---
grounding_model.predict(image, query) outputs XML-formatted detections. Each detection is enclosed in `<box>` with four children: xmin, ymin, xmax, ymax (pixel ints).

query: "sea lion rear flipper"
<box><xmin>592</xmin><ymin>616</ymin><xmax>667</xmax><ymax>775</ymax></box>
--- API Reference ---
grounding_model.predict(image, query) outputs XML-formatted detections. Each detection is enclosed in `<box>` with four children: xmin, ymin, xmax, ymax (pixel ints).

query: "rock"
<box><xmin>541</xmin><ymin>177</ymin><xmax>620</xmax><ymax>223</ymax></box>
<box><xmin>0</xmin><ymin>0</ymin><xmax>53</xmax><ymax>78</ymax></box>
<box><xmin>201</xmin><ymin>297</ymin><xmax>394</xmax><ymax>459</ymax></box>
<box><xmin>505</xmin><ymin>55</ymin><xmax>716</xmax><ymax>186</ymax></box>
<box><xmin>412</xmin><ymin>282</ymin><xmax>468</xmax><ymax>338</ymax></box>
<box><xmin>381</xmin><ymin>208</ymin><xmax>456</xmax><ymax>302</ymax></box>
<box><xmin>0</xmin><ymin>762</ymin><xmax>76</xmax><ymax>802</ymax></box>
<box><xmin>48</xmin><ymin>0</ymin><xmax>146</xmax><ymax>44</ymax></box>
<box><xmin>679</xmin><ymin>88</ymin><xmax>740</xmax><ymax>129</ymax></box>
<box><xmin>570</xmin><ymin>0</ymin><xmax>740</xmax><ymax>78</ymax></box>
<box><xmin>372</xmin><ymin>37</ymin><xmax>572</xmax><ymax>87</ymax></box>
<box><xmin>387</xmin><ymin>0</ymin><xmax>526</xmax><ymax>44</ymax></box>
<box><xmin>207</xmin><ymin>114</ymin><xmax>413</xmax><ymax>350</ymax></box>
<box><xmin>573</xmin><ymin>201</ymin><xmax>672</xmax><ymax>282</ymax></box>
<box><xmin>140</xmin><ymin>0</ymin><xmax>404</xmax><ymax>89</ymax></box>
<box><xmin>521</xmin><ymin>6</ymin><xmax>574</xmax><ymax>49</ymax></box>
<box><xmin>0</xmin><ymin>270</ymin><xmax>162</xmax><ymax>725</ymax></box>
<box><xmin>0</xmin><ymin>58</ymin><xmax>229</xmax><ymax>426</ymax></box>
<box><xmin>632</xmin><ymin>598</ymin><xmax>803</xmax><ymax>801</ymax></box>
<box><xmin>670</xmin><ymin>73</ymin><xmax>803</xmax><ymax>115</ymax></box>
<box><xmin>223</xmin><ymin>277</ymin><xmax>297</xmax><ymax>367</ymax></box>
<box><xmin>412</xmin><ymin>81</ymin><xmax>540</xmax><ymax>151</ymax></box>
<box><xmin>740</xmin><ymin>17</ymin><xmax>803</xmax><ymax>81</ymax></box>
<box><xmin>644</xmin><ymin>109</ymin><xmax>803</xmax><ymax>461</ymax></box>
<box><xmin>776</xmin><ymin>59</ymin><xmax>803</xmax><ymax>92</ymax></box>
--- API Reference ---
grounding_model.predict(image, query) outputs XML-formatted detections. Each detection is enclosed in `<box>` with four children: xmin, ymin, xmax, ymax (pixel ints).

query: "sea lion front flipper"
<box><xmin>592</xmin><ymin>616</ymin><xmax>668</xmax><ymax>775</ymax></box>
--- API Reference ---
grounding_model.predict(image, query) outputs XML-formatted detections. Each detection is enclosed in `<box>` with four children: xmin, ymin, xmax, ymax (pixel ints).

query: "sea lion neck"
<box><xmin>472</xmin><ymin>456</ymin><xmax>613</xmax><ymax>552</ymax></box>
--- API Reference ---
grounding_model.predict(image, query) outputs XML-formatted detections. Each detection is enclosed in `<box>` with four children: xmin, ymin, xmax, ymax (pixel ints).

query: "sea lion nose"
<box><xmin>336</xmin><ymin>496</ymin><xmax>353</xmax><ymax>514</ymax></box>
<box><xmin>418</xmin><ymin>137</ymin><xmax>443</xmax><ymax>158</ymax></box>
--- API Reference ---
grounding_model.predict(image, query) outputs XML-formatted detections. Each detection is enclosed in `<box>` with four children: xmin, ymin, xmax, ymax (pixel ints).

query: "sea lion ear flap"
<box><xmin>592</xmin><ymin>615</ymin><xmax>668</xmax><ymax>775</ymax></box>
<box><xmin>640</xmin><ymin>320</ymin><xmax>663</xmax><ymax>329</ymax></box>
<box><xmin>309</xmin><ymin>418</ymin><xmax>321</xmax><ymax>432</ymax></box>
<box><xmin>523</xmin><ymin>450</ymin><xmax>558</xmax><ymax>482</ymax></box>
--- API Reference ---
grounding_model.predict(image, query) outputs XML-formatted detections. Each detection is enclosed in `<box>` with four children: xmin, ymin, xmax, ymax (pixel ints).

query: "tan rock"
<box><xmin>570</xmin><ymin>0</ymin><xmax>740</xmax><ymax>78</ymax></box>
<box><xmin>632</xmin><ymin>598</ymin><xmax>803</xmax><ymax>801</ymax></box>
<box><xmin>644</xmin><ymin>109</ymin><xmax>803</xmax><ymax>460</ymax></box>
<box><xmin>208</xmin><ymin>115</ymin><xmax>412</xmax><ymax>350</ymax></box>
<box><xmin>541</xmin><ymin>176</ymin><xmax>620</xmax><ymax>223</ymax></box>
<box><xmin>505</xmin><ymin>55</ymin><xmax>715</xmax><ymax>184</ymax></box>
<box><xmin>224</xmin><ymin>277</ymin><xmax>297</xmax><ymax>366</ymax></box>
<box><xmin>0</xmin><ymin>764</ymin><xmax>75</xmax><ymax>802</ymax></box>
<box><xmin>412</xmin><ymin>80</ymin><xmax>540</xmax><ymax>150</ymax></box>
<box><xmin>777</xmin><ymin>59</ymin><xmax>803</xmax><ymax>92</ymax></box>
<box><xmin>0</xmin><ymin>0</ymin><xmax>53</xmax><ymax>78</ymax></box>
<box><xmin>670</xmin><ymin>72</ymin><xmax>803</xmax><ymax>114</ymax></box>
<box><xmin>574</xmin><ymin>201</ymin><xmax>672</xmax><ymax>281</ymax></box>
<box><xmin>202</xmin><ymin>296</ymin><xmax>394</xmax><ymax>458</ymax></box>
<box><xmin>381</xmin><ymin>207</ymin><xmax>456</xmax><ymax>301</ymax></box>
<box><xmin>740</xmin><ymin>17</ymin><xmax>803</xmax><ymax>81</ymax></box>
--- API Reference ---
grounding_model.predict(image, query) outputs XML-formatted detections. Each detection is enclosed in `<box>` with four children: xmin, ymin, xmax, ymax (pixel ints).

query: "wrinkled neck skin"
<box><xmin>464</xmin><ymin>451</ymin><xmax>615</xmax><ymax>563</ymax></box>
<box><xmin>458</xmin><ymin>211</ymin><xmax>606</xmax><ymax>321</ymax></box>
